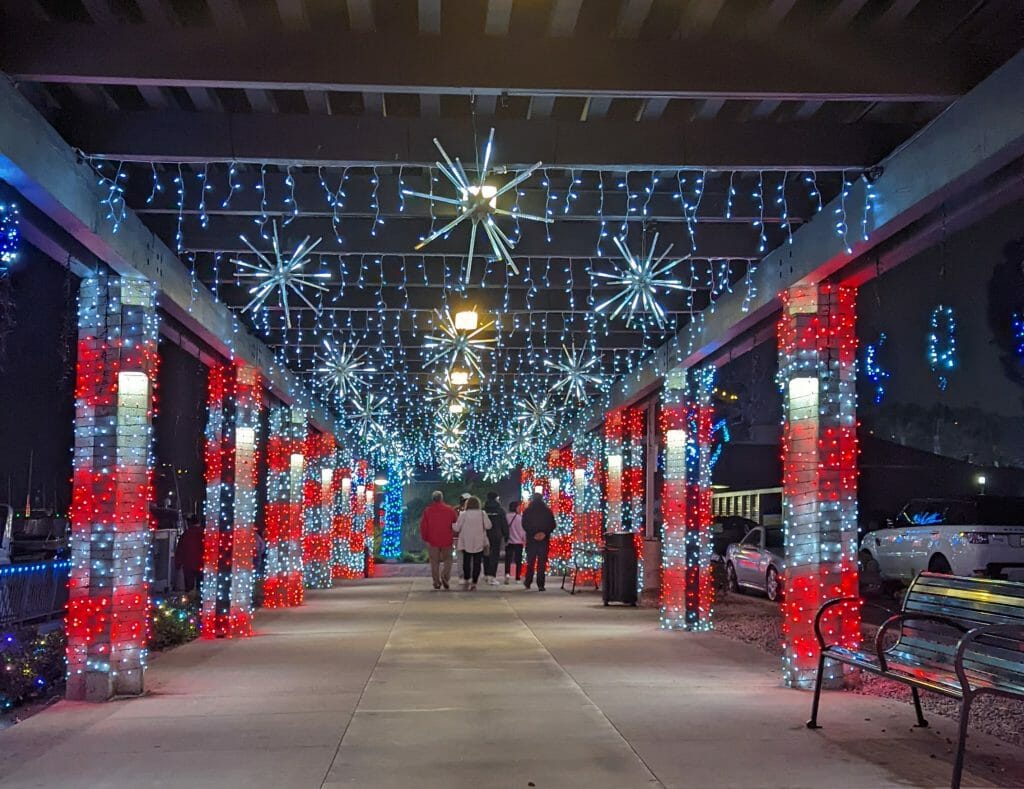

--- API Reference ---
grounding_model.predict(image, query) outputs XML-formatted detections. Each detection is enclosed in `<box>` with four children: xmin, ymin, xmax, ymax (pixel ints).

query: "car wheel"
<box><xmin>726</xmin><ymin>562</ymin><xmax>741</xmax><ymax>593</ymax></box>
<box><xmin>928</xmin><ymin>554</ymin><xmax>953</xmax><ymax>575</ymax></box>
<box><xmin>766</xmin><ymin>566</ymin><xmax>782</xmax><ymax>602</ymax></box>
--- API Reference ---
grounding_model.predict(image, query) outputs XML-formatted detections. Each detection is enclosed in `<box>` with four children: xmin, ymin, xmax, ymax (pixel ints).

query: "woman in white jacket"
<box><xmin>453</xmin><ymin>496</ymin><xmax>490</xmax><ymax>590</ymax></box>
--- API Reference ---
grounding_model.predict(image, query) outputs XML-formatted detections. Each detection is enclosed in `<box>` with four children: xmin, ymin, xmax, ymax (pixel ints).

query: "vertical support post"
<box><xmin>379</xmin><ymin>465</ymin><xmax>404</xmax><ymax>561</ymax></box>
<box><xmin>263</xmin><ymin>406</ymin><xmax>306</xmax><ymax>608</ymax></box>
<box><xmin>660</xmin><ymin>368</ymin><xmax>716</xmax><ymax>631</ymax></box>
<box><xmin>603</xmin><ymin>410</ymin><xmax>624</xmax><ymax>532</ymax></box>
<box><xmin>66</xmin><ymin>275</ymin><xmax>159</xmax><ymax>701</ymax></box>
<box><xmin>349</xmin><ymin>460</ymin><xmax>372</xmax><ymax>577</ymax></box>
<box><xmin>778</xmin><ymin>283</ymin><xmax>861</xmax><ymax>689</ymax></box>
<box><xmin>332</xmin><ymin>461</ymin><xmax>360</xmax><ymax>579</ymax></box>
<box><xmin>571</xmin><ymin>434</ymin><xmax>603</xmax><ymax>587</ymax></box>
<box><xmin>201</xmin><ymin>362</ymin><xmax>262</xmax><ymax>637</ymax></box>
<box><xmin>546</xmin><ymin>448</ymin><xmax>574</xmax><ymax>576</ymax></box>
<box><xmin>302</xmin><ymin>431</ymin><xmax>336</xmax><ymax>589</ymax></box>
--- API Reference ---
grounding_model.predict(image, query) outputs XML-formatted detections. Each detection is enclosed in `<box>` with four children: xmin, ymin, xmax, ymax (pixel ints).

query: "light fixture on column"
<box><xmin>321</xmin><ymin>467</ymin><xmax>334</xmax><ymax>486</ymax></box>
<box><xmin>374</xmin><ymin>475</ymin><xmax>388</xmax><ymax>488</ymax></box>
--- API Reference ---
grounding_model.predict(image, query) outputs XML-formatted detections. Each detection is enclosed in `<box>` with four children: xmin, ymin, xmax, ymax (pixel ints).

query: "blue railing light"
<box><xmin>0</xmin><ymin>560</ymin><xmax>71</xmax><ymax>578</ymax></box>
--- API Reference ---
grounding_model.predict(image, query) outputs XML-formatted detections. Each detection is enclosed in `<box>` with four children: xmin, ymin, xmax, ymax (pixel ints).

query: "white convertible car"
<box><xmin>861</xmin><ymin>496</ymin><xmax>1024</xmax><ymax>583</ymax></box>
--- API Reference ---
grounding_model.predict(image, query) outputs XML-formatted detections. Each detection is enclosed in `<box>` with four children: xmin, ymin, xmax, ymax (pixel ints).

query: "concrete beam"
<box><xmin>562</xmin><ymin>50</ymin><xmax>1024</xmax><ymax>435</ymax></box>
<box><xmin>60</xmin><ymin>109</ymin><xmax>917</xmax><ymax>170</ymax></box>
<box><xmin>0</xmin><ymin>73</ymin><xmax>336</xmax><ymax>433</ymax></box>
<box><xmin>0</xmin><ymin>21</ymin><xmax>976</xmax><ymax>103</ymax></box>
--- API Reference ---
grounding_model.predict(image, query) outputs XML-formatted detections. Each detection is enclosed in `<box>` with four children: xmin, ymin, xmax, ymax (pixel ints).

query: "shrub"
<box><xmin>0</xmin><ymin>628</ymin><xmax>66</xmax><ymax>711</ymax></box>
<box><xmin>149</xmin><ymin>595</ymin><xmax>200</xmax><ymax>651</ymax></box>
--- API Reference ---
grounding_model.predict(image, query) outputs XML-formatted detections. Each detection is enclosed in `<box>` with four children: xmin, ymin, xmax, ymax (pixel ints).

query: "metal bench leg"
<box><xmin>910</xmin><ymin>686</ymin><xmax>929</xmax><ymax>728</ymax></box>
<box><xmin>951</xmin><ymin>694</ymin><xmax>973</xmax><ymax>789</ymax></box>
<box><xmin>805</xmin><ymin>650</ymin><xmax>827</xmax><ymax>729</ymax></box>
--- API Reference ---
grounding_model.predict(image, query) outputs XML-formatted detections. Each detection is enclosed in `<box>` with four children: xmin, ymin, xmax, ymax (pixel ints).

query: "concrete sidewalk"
<box><xmin>0</xmin><ymin>578</ymin><xmax>1021</xmax><ymax>788</ymax></box>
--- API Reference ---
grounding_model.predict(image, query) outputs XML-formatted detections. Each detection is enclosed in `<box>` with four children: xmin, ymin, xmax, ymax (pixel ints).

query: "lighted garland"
<box><xmin>862</xmin><ymin>332</ymin><xmax>891</xmax><ymax>404</ymax></box>
<box><xmin>927</xmin><ymin>304</ymin><xmax>957</xmax><ymax>391</ymax></box>
<box><xmin>0</xmin><ymin>201</ymin><xmax>19</xmax><ymax>269</ymax></box>
<box><xmin>379</xmin><ymin>463</ymin><xmax>404</xmax><ymax>560</ymax></box>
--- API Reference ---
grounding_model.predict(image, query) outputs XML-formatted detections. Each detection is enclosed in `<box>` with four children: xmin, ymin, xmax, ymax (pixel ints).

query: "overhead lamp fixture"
<box><xmin>461</xmin><ymin>183</ymin><xmax>498</xmax><ymax>210</ymax></box>
<box><xmin>449</xmin><ymin>402</ymin><xmax>465</xmax><ymax>414</ymax></box>
<box><xmin>449</xmin><ymin>369</ymin><xmax>470</xmax><ymax>386</ymax></box>
<box><xmin>454</xmin><ymin>309</ymin><xmax>479</xmax><ymax>331</ymax></box>
<box><xmin>374</xmin><ymin>475</ymin><xmax>388</xmax><ymax>488</ymax></box>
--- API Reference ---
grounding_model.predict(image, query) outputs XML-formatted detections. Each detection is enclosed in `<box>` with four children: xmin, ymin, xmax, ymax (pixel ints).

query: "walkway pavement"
<box><xmin>1</xmin><ymin>577</ymin><xmax>1021</xmax><ymax>788</ymax></box>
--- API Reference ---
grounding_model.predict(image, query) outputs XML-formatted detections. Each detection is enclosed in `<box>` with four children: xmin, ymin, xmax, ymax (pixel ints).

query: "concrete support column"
<box><xmin>777</xmin><ymin>283</ymin><xmax>861</xmax><ymax>689</ymax></box>
<box><xmin>350</xmin><ymin>460</ymin><xmax>376</xmax><ymax>578</ymax></box>
<box><xmin>331</xmin><ymin>459</ymin><xmax>360</xmax><ymax>579</ymax></box>
<box><xmin>660</xmin><ymin>368</ymin><xmax>715</xmax><ymax>632</ymax></box>
<box><xmin>302</xmin><ymin>431</ymin><xmax>336</xmax><ymax>589</ymax></box>
<box><xmin>378</xmin><ymin>464</ymin><xmax>404</xmax><ymax>561</ymax></box>
<box><xmin>66</xmin><ymin>275</ymin><xmax>158</xmax><ymax>701</ymax></box>
<box><xmin>263</xmin><ymin>407</ymin><xmax>307</xmax><ymax>608</ymax></box>
<box><xmin>546</xmin><ymin>448</ymin><xmax>574</xmax><ymax>576</ymax></box>
<box><xmin>570</xmin><ymin>435</ymin><xmax>603</xmax><ymax>587</ymax></box>
<box><xmin>200</xmin><ymin>362</ymin><xmax>262</xmax><ymax>638</ymax></box>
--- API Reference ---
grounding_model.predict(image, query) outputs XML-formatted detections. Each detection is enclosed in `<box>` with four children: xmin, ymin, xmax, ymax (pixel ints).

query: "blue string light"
<box><xmin>928</xmin><ymin>305</ymin><xmax>957</xmax><ymax>390</ymax></box>
<box><xmin>0</xmin><ymin>201</ymin><xmax>19</xmax><ymax>268</ymax></box>
<box><xmin>863</xmin><ymin>332</ymin><xmax>891</xmax><ymax>404</ymax></box>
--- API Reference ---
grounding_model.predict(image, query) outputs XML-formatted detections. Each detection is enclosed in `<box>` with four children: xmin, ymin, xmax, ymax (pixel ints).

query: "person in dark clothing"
<box><xmin>482</xmin><ymin>491</ymin><xmax>507</xmax><ymax>586</ymax></box>
<box><xmin>175</xmin><ymin>515</ymin><xmax>204</xmax><ymax>593</ymax></box>
<box><xmin>522</xmin><ymin>493</ymin><xmax>556</xmax><ymax>591</ymax></box>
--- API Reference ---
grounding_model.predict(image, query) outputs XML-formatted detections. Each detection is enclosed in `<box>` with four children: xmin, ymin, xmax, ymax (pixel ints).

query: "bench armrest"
<box><xmin>875</xmin><ymin>613</ymin><xmax>969</xmax><ymax>673</ymax></box>
<box><xmin>812</xmin><ymin>596</ymin><xmax>889</xmax><ymax>650</ymax></box>
<box><xmin>954</xmin><ymin>624</ymin><xmax>1024</xmax><ymax>693</ymax></box>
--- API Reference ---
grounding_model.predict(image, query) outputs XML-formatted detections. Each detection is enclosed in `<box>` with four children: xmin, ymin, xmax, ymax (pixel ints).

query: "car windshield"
<box><xmin>898</xmin><ymin>498</ymin><xmax>1024</xmax><ymax>527</ymax></box>
<box><xmin>765</xmin><ymin>528</ymin><xmax>784</xmax><ymax>550</ymax></box>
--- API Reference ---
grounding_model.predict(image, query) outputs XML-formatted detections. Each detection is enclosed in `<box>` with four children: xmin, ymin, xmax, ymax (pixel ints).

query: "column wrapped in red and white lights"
<box><xmin>263</xmin><ymin>406</ymin><xmax>307</xmax><ymax>608</ymax></box>
<box><xmin>302</xmin><ymin>431</ymin><xmax>336</xmax><ymax>589</ymax></box>
<box><xmin>331</xmin><ymin>460</ymin><xmax>360</xmax><ymax>579</ymax></box>
<box><xmin>604</xmin><ymin>406</ymin><xmax>646</xmax><ymax>592</ymax></box>
<box><xmin>777</xmin><ymin>283</ymin><xmax>861</xmax><ymax>689</ymax></box>
<box><xmin>201</xmin><ymin>362</ymin><xmax>262</xmax><ymax>638</ymax></box>
<box><xmin>66</xmin><ymin>275</ymin><xmax>159</xmax><ymax>701</ymax></box>
<box><xmin>571</xmin><ymin>434</ymin><xmax>603</xmax><ymax>587</ymax></box>
<box><xmin>546</xmin><ymin>448</ymin><xmax>575</xmax><ymax>576</ymax></box>
<box><xmin>347</xmin><ymin>459</ymin><xmax>375</xmax><ymax>578</ymax></box>
<box><xmin>660</xmin><ymin>367</ymin><xmax>715</xmax><ymax>632</ymax></box>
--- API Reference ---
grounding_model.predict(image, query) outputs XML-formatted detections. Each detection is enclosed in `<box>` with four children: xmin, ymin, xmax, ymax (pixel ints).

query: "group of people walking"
<box><xmin>419</xmin><ymin>490</ymin><xmax>557</xmax><ymax>591</ymax></box>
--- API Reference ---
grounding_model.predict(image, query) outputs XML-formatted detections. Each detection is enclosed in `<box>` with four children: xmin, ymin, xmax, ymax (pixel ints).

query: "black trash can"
<box><xmin>602</xmin><ymin>532</ymin><xmax>638</xmax><ymax>606</ymax></box>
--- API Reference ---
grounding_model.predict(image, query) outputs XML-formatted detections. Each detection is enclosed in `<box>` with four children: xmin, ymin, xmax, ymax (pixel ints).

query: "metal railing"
<box><xmin>0</xmin><ymin>560</ymin><xmax>70</xmax><ymax>628</ymax></box>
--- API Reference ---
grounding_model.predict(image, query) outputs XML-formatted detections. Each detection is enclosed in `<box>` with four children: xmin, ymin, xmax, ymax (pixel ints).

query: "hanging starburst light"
<box><xmin>402</xmin><ymin>128</ymin><xmax>552</xmax><ymax>282</ymax></box>
<box><xmin>516</xmin><ymin>393</ymin><xmax>558</xmax><ymax>438</ymax></box>
<box><xmin>426</xmin><ymin>377</ymin><xmax>481</xmax><ymax>412</ymax></box>
<box><xmin>231</xmin><ymin>221</ymin><xmax>328</xmax><ymax>329</ymax></box>
<box><xmin>348</xmin><ymin>392</ymin><xmax>389</xmax><ymax>444</ymax></box>
<box><xmin>434</xmin><ymin>412</ymin><xmax>466</xmax><ymax>445</ymax></box>
<box><xmin>315</xmin><ymin>339</ymin><xmax>375</xmax><ymax>399</ymax></box>
<box><xmin>423</xmin><ymin>308</ymin><xmax>497</xmax><ymax>377</ymax></box>
<box><xmin>544</xmin><ymin>344</ymin><xmax>605</xmax><ymax>404</ymax></box>
<box><xmin>593</xmin><ymin>233</ymin><xmax>694</xmax><ymax>329</ymax></box>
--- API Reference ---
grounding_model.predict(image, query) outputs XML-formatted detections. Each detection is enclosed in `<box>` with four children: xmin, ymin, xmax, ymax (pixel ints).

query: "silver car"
<box><xmin>725</xmin><ymin>525</ymin><xmax>785</xmax><ymax>601</ymax></box>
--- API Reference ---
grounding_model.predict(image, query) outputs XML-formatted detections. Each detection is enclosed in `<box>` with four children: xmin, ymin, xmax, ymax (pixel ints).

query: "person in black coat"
<box><xmin>482</xmin><ymin>492</ymin><xmax>507</xmax><ymax>586</ymax></box>
<box><xmin>521</xmin><ymin>493</ymin><xmax>556</xmax><ymax>591</ymax></box>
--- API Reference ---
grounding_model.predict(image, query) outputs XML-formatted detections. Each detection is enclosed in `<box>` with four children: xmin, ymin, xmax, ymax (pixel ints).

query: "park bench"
<box><xmin>806</xmin><ymin>571</ymin><xmax>1024</xmax><ymax>789</ymax></box>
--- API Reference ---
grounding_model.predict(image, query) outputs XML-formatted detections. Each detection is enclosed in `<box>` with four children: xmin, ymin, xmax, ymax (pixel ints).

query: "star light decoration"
<box><xmin>315</xmin><ymin>339</ymin><xmax>375</xmax><ymax>399</ymax></box>
<box><xmin>544</xmin><ymin>343</ymin><xmax>605</xmax><ymax>404</ymax></box>
<box><xmin>231</xmin><ymin>222</ymin><xmax>328</xmax><ymax>329</ymax></box>
<box><xmin>347</xmin><ymin>392</ymin><xmax>389</xmax><ymax>444</ymax></box>
<box><xmin>594</xmin><ymin>233</ymin><xmax>694</xmax><ymax>329</ymax></box>
<box><xmin>426</xmin><ymin>377</ymin><xmax>481</xmax><ymax>413</ymax></box>
<box><xmin>516</xmin><ymin>393</ymin><xmax>558</xmax><ymax>438</ymax></box>
<box><xmin>423</xmin><ymin>308</ymin><xmax>497</xmax><ymax>377</ymax></box>
<box><xmin>403</xmin><ymin>128</ymin><xmax>553</xmax><ymax>283</ymax></box>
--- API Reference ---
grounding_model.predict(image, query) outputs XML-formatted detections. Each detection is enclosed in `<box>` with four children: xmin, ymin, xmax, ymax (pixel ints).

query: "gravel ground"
<box><xmin>712</xmin><ymin>592</ymin><xmax>1024</xmax><ymax>748</ymax></box>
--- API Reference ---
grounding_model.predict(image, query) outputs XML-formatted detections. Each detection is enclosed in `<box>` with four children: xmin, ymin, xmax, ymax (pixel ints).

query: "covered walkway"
<box><xmin>2</xmin><ymin>579</ymin><xmax>1020</xmax><ymax>789</ymax></box>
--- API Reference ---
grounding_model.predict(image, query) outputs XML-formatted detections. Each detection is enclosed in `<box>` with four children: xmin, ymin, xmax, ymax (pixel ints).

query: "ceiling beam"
<box><xmin>418</xmin><ymin>0</ymin><xmax>441</xmax><ymax>34</ymax></box>
<box><xmin>142</xmin><ymin>212</ymin><xmax>776</xmax><ymax>259</ymax></box>
<box><xmin>0</xmin><ymin>73</ymin><xmax>336</xmax><ymax>433</ymax></box>
<box><xmin>0</xmin><ymin>21</ymin><xmax>975</xmax><ymax>103</ymax></box>
<box><xmin>484</xmin><ymin>0</ymin><xmax>513</xmax><ymax>35</ymax></box>
<box><xmin>60</xmin><ymin>109</ymin><xmax>918</xmax><ymax>170</ymax></box>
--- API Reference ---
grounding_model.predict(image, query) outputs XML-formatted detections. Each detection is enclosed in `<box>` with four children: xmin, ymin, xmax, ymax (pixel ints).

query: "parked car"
<box><xmin>861</xmin><ymin>496</ymin><xmax>1024</xmax><ymax>583</ymax></box>
<box><xmin>725</xmin><ymin>525</ymin><xmax>785</xmax><ymax>601</ymax></box>
<box><xmin>709</xmin><ymin>516</ymin><xmax>758</xmax><ymax>595</ymax></box>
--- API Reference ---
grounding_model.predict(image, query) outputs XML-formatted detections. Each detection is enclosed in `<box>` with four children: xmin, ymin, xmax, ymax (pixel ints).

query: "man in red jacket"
<box><xmin>420</xmin><ymin>491</ymin><xmax>458</xmax><ymax>590</ymax></box>
<box><xmin>175</xmin><ymin>515</ymin><xmax>205</xmax><ymax>594</ymax></box>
